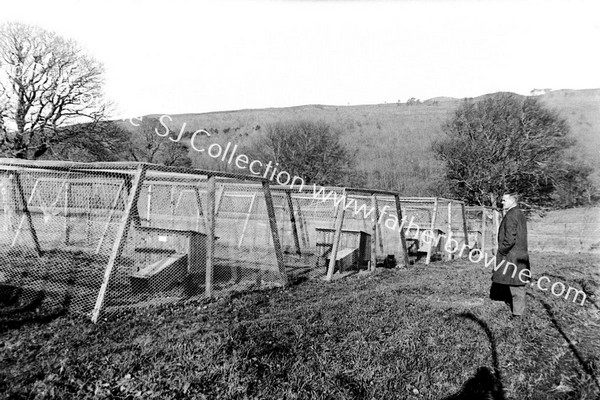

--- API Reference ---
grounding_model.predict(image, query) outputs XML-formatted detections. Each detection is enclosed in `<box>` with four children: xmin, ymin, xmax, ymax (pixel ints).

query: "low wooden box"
<box><xmin>325</xmin><ymin>247</ymin><xmax>358</xmax><ymax>273</ymax></box>
<box><xmin>130</xmin><ymin>254</ymin><xmax>188</xmax><ymax>294</ymax></box>
<box><xmin>130</xmin><ymin>232</ymin><xmax>207</xmax><ymax>295</ymax></box>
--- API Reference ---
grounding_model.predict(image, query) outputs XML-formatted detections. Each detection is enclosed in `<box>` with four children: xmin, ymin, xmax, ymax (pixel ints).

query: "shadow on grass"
<box><xmin>0</xmin><ymin>288</ymin><xmax>71</xmax><ymax>333</ymax></box>
<box><xmin>442</xmin><ymin>312</ymin><xmax>506</xmax><ymax>400</ymax></box>
<box><xmin>0</xmin><ymin>307</ymin><xmax>67</xmax><ymax>334</ymax></box>
<box><xmin>536</xmin><ymin>294</ymin><xmax>600</xmax><ymax>391</ymax></box>
<box><xmin>289</xmin><ymin>275</ymin><xmax>310</xmax><ymax>286</ymax></box>
<box><xmin>0</xmin><ymin>253</ymin><xmax>77</xmax><ymax>334</ymax></box>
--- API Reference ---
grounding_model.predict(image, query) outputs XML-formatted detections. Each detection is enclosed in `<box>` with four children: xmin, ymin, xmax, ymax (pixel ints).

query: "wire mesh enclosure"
<box><xmin>0</xmin><ymin>159</ymin><xmax>477</xmax><ymax>323</ymax></box>
<box><xmin>464</xmin><ymin>206</ymin><xmax>501</xmax><ymax>256</ymax></box>
<box><xmin>398</xmin><ymin>197</ymin><xmax>469</xmax><ymax>264</ymax></box>
<box><xmin>243</xmin><ymin>186</ymin><xmax>410</xmax><ymax>280</ymax></box>
<box><xmin>295</xmin><ymin>187</ymin><xmax>410</xmax><ymax>279</ymax></box>
<box><xmin>0</xmin><ymin>159</ymin><xmax>288</xmax><ymax>322</ymax></box>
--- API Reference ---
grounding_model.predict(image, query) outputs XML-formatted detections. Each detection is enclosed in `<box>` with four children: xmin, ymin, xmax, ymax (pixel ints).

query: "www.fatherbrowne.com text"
<box><xmin>135</xmin><ymin>115</ymin><xmax>588</xmax><ymax>307</ymax></box>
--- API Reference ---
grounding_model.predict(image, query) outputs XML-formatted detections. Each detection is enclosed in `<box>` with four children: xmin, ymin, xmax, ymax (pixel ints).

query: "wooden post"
<box><xmin>170</xmin><ymin>186</ymin><xmax>175</xmax><ymax>228</ymax></box>
<box><xmin>215</xmin><ymin>185</ymin><xmax>224</xmax><ymax>214</ymax></box>
<box><xmin>91</xmin><ymin>164</ymin><xmax>147</xmax><ymax>323</ymax></box>
<box><xmin>262</xmin><ymin>181</ymin><xmax>288</xmax><ymax>285</ymax></box>
<box><xmin>64</xmin><ymin>182</ymin><xmax>71</xmax><ymax>245</ymax></box>
<box><xmin>193</xmin><ymin>186</ymin><xmax>205</xmax><ymax>232</ymax></box>
<box><xmin>374</xmin><ymin>196</ymin><xmax>384</xmax><ymax>255</ymax></box>
<box><xmin>481</xmin><ymin>207</ymin><xmax>487</xmax><ymax>254</ymax></box>
<box><xmin>146</xmin><ymin>184</ymin><xmax>152</xmax><ymax>226</ymax></box>
<box><xmin>326</xmin><ymin>203</ymin><xmax>345</xmax><ymax>281</ymax></box>
<box><xmin>331</xmin><ymin>189</ymin><xmax>344</xmax><ymax>230</ymax></box>
<box><xmin>278</xmin><ymin>197</ymin><xmax>285</xmax><ymax>250</ymax></box>
<box><xmin>461</xmin><ymin>203</ymin><xmax>469</xmax><ymax>256</ymax></box>
<box><xmin>205</xmin><ymin>175</ymin><xmax>216</xmax><ymax>297</ymax></box>
<box><xmin>493</xmin><ymin>208</ymin><xmax>500</xmax><ymax>254</ymax></box>
<box><xmin>370</xmin><ymin>195</ymin><xmax>378</xmax><ymax>271</ymax></box>
<box><xmin>393</xmin><ymin>194</ymin><xmax>410</xmax><ymax>267</ymax></box>
<box><xmin>446</xmin><ymin>201</ymin><xmax>452</xmax><ymax>260</ymax></box>
<box><xmin>238</xmin><ymin>194</ymin><xmax>256</xmax><ymax>248</ymax></box>
<box><xmin>294</xmin><ymin>195</ymin><xmax>309</xmax><ymax>249</ymax></box>
<box><xmin>86</xmin><ymin>183</ymin><xmax>93</xmax><ymax>246</ymax></box>
<box><xmin>285</xmin><ymin>190</ymin><xmax>301</xmax><ymax>255</ymax></box>
<box><xmin>0</xmin><ymin>176</ymin><xmax>13</xmax><ymax>232</ymax></box>
<box><xmin>95</xmin><ymin>183</ymin><xmax>124</xmax><ymax>254</ymax></box>
<box><xmin>11</xmin><ymin>178</ymin><xmax>40</xmax><ymax>249</ymax></box>
<box><xmin>11</xmin><ymin>173</ymin><xmax>43</xmax><ymax>256</ymax></box>
<box><xmin>425</xmin><ymin>198</ymin><xmax>439</xmax><ymax>265</ymax></box>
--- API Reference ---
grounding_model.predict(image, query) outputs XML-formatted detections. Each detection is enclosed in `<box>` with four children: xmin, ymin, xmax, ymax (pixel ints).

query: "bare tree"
<box><xmin>127</xmin><ymin>117</ymin><xmax>192</xmax><ymax>167</ymax></box>
<box><xmin>128</xmin><ymin>118</ymin><xmax>164</xmax><ymax>164</ymax></box>
<box><xmin>250</xmin><ymin>119</ymin><xmax>363</xmax><ymax>187</ymax></box>
<box><xmin>0</xmin><ymin>22</ymin><xmax>108</xmax><ymax>159</ymax></box>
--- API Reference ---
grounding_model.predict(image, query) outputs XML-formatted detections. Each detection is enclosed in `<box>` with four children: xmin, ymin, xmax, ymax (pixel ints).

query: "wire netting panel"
<box><xmin>339</xmin><ymin>194</ymin><xmax>406</xmax><ymax>265</ymax></box>
<box><xmin>213</xmin><ymin>184</ymin><xmax>283</xmax><ymax>293</ymax></box>
<box><xmin>399</xmin><ymin>198</ymin><xmax>436</xmax><ymax>258</ymax></box>
<box><xmin>434</xmin><ymin>200</ymin><xmax>468</xmax><ymax>259</ymax></box>
<box><xmin>451</xmin><ymin>202</ymin><xmax>468</xmax><ymax>249</ymax></box>
<box><xmin>465</xmin><ymin>206</ymin><xmax>499</xmax><ymax>255</ymax></box>
<box><xmin>0</xmin><ymin>160</ymin><xmax>291</xmax><ymax>321</ymax></box>
<box><xmin>397</xmin><ymin>198</ymin><xmax>471</xmax><ymax>261</ymax></box>
<box><xmin>374</xmin><ymin>196</ymin><xmax>405</xmax><ymax>259</ymax></box>
<box><xmin>301</xmin><ymin>191</ymin><xmax>409</xmax><ymax>274</ymax></box>
<box><xmin>0</xmin><ymin>166</ymin><xmax>127</xmax><ymax>317</ymax></box>
<box><xmin>287</xmin><ymin>188</ymin><xmax>345</xmax><ymax>278</ymax></box>
<box><xmin>102</xmin><ymin>175</ymin><xmax>288</xmax><ymax>316</ymax></box>
<box><xmin>1</xmin><ymin>159</ymin><xmax>480</xmax><ymax>322</ymax></box>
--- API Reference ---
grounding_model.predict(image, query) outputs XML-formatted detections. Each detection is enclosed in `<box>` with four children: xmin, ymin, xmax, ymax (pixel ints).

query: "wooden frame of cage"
<box><xmin>398</xmin><ymin>197</ymin><xmax>470</xmax><ymax>265</ymax></box>
<box><xmin>465</xmin><ymin>205</ymin><xmax>501</xmax><ymax>255</ymax></box>
<box><xmin>3</xmin><ymin>174</ymin><xmax>126</xmax><ymax>252</ymax></box>
<box><xmin>318</xmin><ymin>188</ymin><xmax>410</xmax><ymax>281</ymax></box>
<box><xmin>0</xmin><ymin>158</ymin><xmax>478</xmax><ymax>322</ymax></box>
<box><xmin>0</xmin><ymin>159</ymin><xmax>289</xmax><ymax>323</ymax></box>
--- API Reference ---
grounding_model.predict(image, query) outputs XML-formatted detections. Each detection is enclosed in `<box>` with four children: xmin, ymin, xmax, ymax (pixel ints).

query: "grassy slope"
<box><xmin>539</xmin><ymin>89</ymin><xmax>600</xmax><ymax>168</ymax></box>
<box><xmin>128</xmin><ymin>89</ymin><xmax>600</xmax><ymax>196</ymax></box>
<box><xmin>529</xmin><ymin>207</ymin><xmax>600</xmax><ymax>253</ymax></box>
<box><xmin>1</xmin><ymin>251</ymin><xmax>599</xmax><ymax>399</ymax></box>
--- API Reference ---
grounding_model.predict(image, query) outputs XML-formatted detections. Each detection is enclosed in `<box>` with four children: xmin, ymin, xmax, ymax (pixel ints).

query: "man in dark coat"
<box><xmin>492</xmin><ymin>193</ymin><xmax>530</xmax><ymax>317</ymax></box>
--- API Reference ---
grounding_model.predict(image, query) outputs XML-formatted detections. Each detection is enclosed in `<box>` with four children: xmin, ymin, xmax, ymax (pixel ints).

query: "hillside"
<box><xmin>124</xmin><ymin>89</ymin><xmax>600</xmax><ymax>197</ymax></box>
<box><xmin>528</xmin><ymin>206</ymin><xmax>600</xmax><ymax>253</ymax></box>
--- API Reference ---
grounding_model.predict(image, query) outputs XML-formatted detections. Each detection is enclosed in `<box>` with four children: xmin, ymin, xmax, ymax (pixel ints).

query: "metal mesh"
<box><xmin>465</xmin><ymin>206</ymin><xmax>500</xmax><ymax>255</ymax></box>
<box><xmin>398</xmin><ymin>197</ymin><xmax>469</xmax><ymax>263</ymax></box>
<box><xmin>304</xmin><ymin>190</ymin><xmax>409</xmax><ymax>277</ymax></box>
<box><xmin>289</xmin><ymin>188</ymin><xmax>346</xmax><ymax>278</ymax></box>
<box><xmin>0</xmin><ymin>166</ymin><xmax>122</xmax><ymax>317</ymax></box>
<box><xmin>0</xmin><ymin>159</ymin><xmax>476</xmax><ymax>322</ymax></box>
<box><xmin>0</xmin><ymin>160</ymin><xmax>288</xmax><ymax>322</ymax></box>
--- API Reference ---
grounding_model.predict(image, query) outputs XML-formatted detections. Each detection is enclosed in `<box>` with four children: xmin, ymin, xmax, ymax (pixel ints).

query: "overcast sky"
<box><xmin>1</xmin><ymin>0</ymin><xmax>599</xmax><ymax>118</ymax></box>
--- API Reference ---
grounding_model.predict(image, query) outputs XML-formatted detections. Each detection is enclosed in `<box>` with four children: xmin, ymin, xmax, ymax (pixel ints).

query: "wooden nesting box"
<box><xmin>317</xmin><ymin>228</ymin><xmax>371</xmax><ymax>271</ymax></box>
<box><xmin>325</xmin><ymin>247</ymin><xmax>358</xmax><ymax>272</ymax></box>
<box><xmin>130</xmin><ymin>253</ymin><xmax>188</xmax><ymax>294</ymax></box>
<box><xmin>130</xmin><ymin>231</ymin><xmax>207</xmax><ymax>294</ymax></box>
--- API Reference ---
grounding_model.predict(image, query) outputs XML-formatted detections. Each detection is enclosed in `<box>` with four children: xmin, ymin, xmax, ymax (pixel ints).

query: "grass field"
<box><xmin>529</xmin><ymin>207</ymin><xmax>600</xmax><ymax>253</ymax></box>
<box><xmin>1</xmin><ymin>252</ymin><xmax>599</xmax><ymax>399</ymax></box>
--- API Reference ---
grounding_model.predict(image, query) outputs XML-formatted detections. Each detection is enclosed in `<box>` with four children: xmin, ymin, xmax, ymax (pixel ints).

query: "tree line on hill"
<box><xmin>0</xmin><ymin>22</ymin><xmax>597</xmax><ymax>209</ymax></box>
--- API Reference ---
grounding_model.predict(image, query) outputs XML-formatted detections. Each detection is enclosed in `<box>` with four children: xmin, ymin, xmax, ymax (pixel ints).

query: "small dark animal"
<box><xmin>383</xmin><ymin>254</ymin><xmax>396</xmax><ymax>268</ymax></box>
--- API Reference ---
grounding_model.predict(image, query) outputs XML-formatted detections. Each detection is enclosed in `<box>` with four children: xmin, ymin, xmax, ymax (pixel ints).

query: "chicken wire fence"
<box><xmin>284</xmin><ymin>188</ymin><xmax>410</xmax><ymax>278</ymax></box>
<box><xmin>0</xmin><ymin>159</ymin><xmax>477</xmax><ymax>322</ymax></box>
<box><xmin>0</xmin><ymin>159</ymin><xmax>287</xmax><ymax>322</ymax></box>
<box><xmin>464</xmin><ymin>206</ymin><xmax>501</xmax><ymax>256</ymax></box>
<box><xmin>398</xmin><ymin>197</ymin><xmax>469</xmax><ymax>264</ymax></box>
